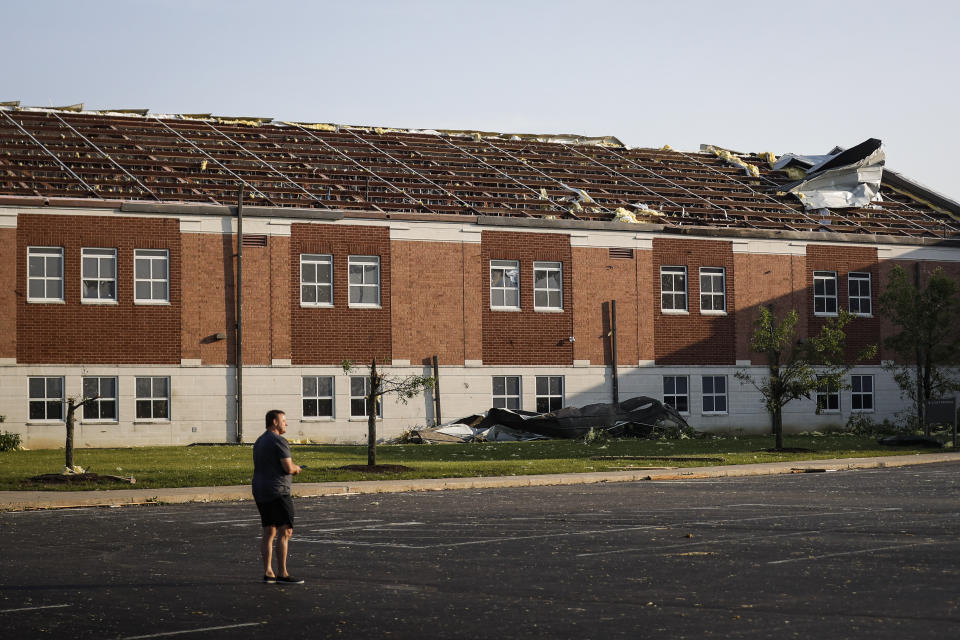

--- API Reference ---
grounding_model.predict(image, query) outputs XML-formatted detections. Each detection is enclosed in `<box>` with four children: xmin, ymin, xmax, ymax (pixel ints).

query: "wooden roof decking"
<box><xmin>0</xmin><ymin>108</ymin><xmax>957</xmax><ymax>238</ymax></box>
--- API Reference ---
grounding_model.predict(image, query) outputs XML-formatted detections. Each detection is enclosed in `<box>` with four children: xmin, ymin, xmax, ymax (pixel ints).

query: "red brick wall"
<box><xmin>653</xmin><ymin>238</ymin><xmax>735</xmax><ymax>365</ymax></box>
<box><xmin>637</xmin><ymin>249</ymin><xmax>655</xmax><ymax>361</ymax></box>
<box><xmin>480</xmin><ymin>231</ymin><xmax>573</xmax><ymax>366</ymax></box>
<box><xmin>806</xmin><ymin>245</ymin><xmax>880</xmax><ymax>364</ymax></box>
<box><xmin>0</xmin><ymin>228</ymin><xmax>16</xmax><ymax>359</ymax></box>
<box><xmin>733</xmin><ymin>253</ymin><xmax>808</xmax><ymax>364</ymax></box>
<box><xmin>571</xmin><ymin>247</ymin><xmax>639</xmax><ymax>365</ymax></box>
<box><xmin>391</xmin><ymin>240</ymin><xmax>465</xmax><ymax>365</ymax></box>
<box><xmin>463</xmin><ymin>244</ymin><xmax>483</xmax><ymax>362</ymax></box>
<box><xmin>16</xmin><ymin>214</ymin><xmax>180</xmax><ymax>364</ymax></box>
<box><xmin>290</xmin><ymin>223</ymin><xmax>391</xmax><ymax>365</ymax></box>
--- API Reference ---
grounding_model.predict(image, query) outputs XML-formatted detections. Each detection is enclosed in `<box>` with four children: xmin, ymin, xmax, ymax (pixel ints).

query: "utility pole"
<box><xmin>235</xmin><ymin>187</ymin><xmax>244</xmax><ymax>443</ymax></box>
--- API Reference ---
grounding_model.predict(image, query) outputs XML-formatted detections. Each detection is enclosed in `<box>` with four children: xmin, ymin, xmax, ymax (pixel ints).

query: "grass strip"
<box><xmin>0</xmin><ymin>434</ymin><xmax>944</xmax><ymax>492</ymax></box>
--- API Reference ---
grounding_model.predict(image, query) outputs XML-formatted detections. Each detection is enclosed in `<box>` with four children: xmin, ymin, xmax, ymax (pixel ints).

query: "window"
<box><xmin>350</xmin><ymin>376</ymin><xmax>382</xmax><ymax>417</ymax></box>
<box><xmin>490</xmin><ymin>260</ymin><xmax>520</xmax><ymax>309</ymax></box>
<box><xmin>302</xmin><ymin>376</ymin><xmax>334</xmax><ymax>418</ymax></box>
<box><xmin>533</xmin><ymin>261</ymin><xmax>563</xmax><ymax>310</ymax></box>
<box><xmin>702</xmin><ymin>375</ymin><xmax>727</xmax><ymax>414</ymax></box>
<box><xmin>134</xmin><ymin>249</ymin><xmax>169</xmax><ymax>303</ymax></box>
<box><xmin>300</xmin><ymin>254</ymin><xmax>333</xmax><ymax>306</ymax></box>
<box><xmin>82</xmin><ymin>377</ymin><xmax>117</xmax><ymax>421</ymax></box>
<box><xmin>851</xmin><ymin>375</ymin><xmax>874</xmax><ymax>412</ymax></box>
<box><xmin>848</xmin><ymin>272</ymin><xmax>872</xmax><ymax>315</ymax></box>
<box><xmin>348</xmin><ymin>255</ymin><xmax>380</xmax><ymax>306</ymax></box>
<box><xmin>813</xmin><ymin>271</ymin><xmax>838</xmax><ymax>315</ymax></box>
<box><xmin>663</xmin><ymin>375</ymin><xmax>689</xmax><ymax>413</ymax></box>
<box><xmin>135</xmin><ymin>377</ymin><xmax>170</xmax><ymax>420</ymax></box>
<box><xmin>492</xmin><ymin>376</ymin><xmax>521</xmax><ymax>410</ymax></box>
<box><xmin>27</xmin><ymin>247</ymin><xmax>64</xmax><ymax>302</ymax></box>
<box><xmin>660</xmin><ymin>266</ymin><xmax>687</xmax><ymax>311</ymax></box>
<box><xmin>536</xmin><ymin>376</ymin><xmax>564</xmax><ymax>413</ymax></box>
<box><xmin>81</xmin><ymin>248</ymin><xmax>117</xmax><ymax>302</ymax></box>
<box><xmin>28</xmin><ymin>376</ymin><xmax>63</xmax><ymax>421</ymax></box>
<box><xmin>699</xmin><ymin>267</ymin><xmax>726</xmax><ymax>313</ymax></box>
<box><xmin>816</xmin><ymin>376</ymin><xmax>840</xmax><ymax>413</ymax></box>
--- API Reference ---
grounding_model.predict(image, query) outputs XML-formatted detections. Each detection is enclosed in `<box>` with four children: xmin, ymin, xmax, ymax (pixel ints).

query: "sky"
<box><xmin>3</xmin><ymin>0</ymin><xmax>959</xmax><ymax>201</ymax></box>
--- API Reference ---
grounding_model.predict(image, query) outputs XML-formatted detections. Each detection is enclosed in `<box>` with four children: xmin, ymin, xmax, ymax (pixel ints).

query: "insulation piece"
<box><xmin>704</xmin><ymin>145</ymin><xmax>761</xmax><ymax>178</ymax></box>
<box><xmin>285</xmin><ymin>121</ymin><xmax>337</xmax><ymax>132</ymax></box>
<box><xmin>757</xmin><ymin>151</ymin><xmax>777</xmax><ymax>168</ymax></box>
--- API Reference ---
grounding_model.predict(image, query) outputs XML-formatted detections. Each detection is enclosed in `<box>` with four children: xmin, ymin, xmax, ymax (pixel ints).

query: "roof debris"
<box><xmin>0</xmin><ymin>104</ymin><xmax>956</xmax><ymax>237</ymax></box>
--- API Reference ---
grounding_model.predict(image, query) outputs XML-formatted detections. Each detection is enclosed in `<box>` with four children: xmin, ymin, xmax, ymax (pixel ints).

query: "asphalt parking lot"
<box><xmin>2</xmin><ymin>461</ymin><xmax>958</xmax><ymax>639</ymax></box>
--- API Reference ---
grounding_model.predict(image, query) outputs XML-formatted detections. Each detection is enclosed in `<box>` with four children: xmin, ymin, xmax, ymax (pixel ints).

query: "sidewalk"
<box><xmin>1</xmin><ymin>452</ymin><xmax>957</xmax><ymax>511</ymax></box>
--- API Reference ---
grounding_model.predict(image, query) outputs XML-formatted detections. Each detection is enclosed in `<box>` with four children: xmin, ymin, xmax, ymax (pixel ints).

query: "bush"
<box><xmin>0</xmin><ymin>431</ymin><xmax>22</xmax><ymax>452</ymax></box>
<box><xmin>845</xmin><ymin>413</ymin><xmax>898</xmax><ymax>437</ymax></box>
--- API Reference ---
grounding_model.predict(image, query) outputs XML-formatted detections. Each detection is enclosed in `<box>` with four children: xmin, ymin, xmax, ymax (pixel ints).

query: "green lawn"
<box><xmin>0</xmin><ymin>434</ymin><xmax>947</xmax><ymax>491</ymax></box>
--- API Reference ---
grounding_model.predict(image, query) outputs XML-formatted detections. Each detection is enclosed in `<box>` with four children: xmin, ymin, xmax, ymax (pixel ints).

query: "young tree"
<box><xmin>878</xmin><ymin>265</ymin><xmax>960</xmax><ymax>435</ymax></box>
<box><xmin>64</xmin><ymin>394</ymin><xmax>98</xmax><ymax>472</ymax></box>
<box><xmin>735</xmin><ymin>307</ymin><xmax>875</xmax><ymax>450</ymax></box>
<box><xmin>342</xmin><ymin>359</ymin><xmax>434</xmax><ymax>466</ymax></box>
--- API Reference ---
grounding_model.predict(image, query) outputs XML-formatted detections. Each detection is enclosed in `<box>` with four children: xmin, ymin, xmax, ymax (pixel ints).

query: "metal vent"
<box><xmin>241</xmin><ymin>234</ymin><xmax>267</xmax><ymax>247</ymax></box>
<box><xmin>608</xmin><ymin>247</ymin><xmax>634</xmax><ymax>259</ymax></box>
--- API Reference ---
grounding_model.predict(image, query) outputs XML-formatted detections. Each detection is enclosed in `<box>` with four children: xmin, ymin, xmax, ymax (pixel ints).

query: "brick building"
<box><xmin>1</xmin><ymin>106</ymin><xmax>958</xmax><ymax>447</ymax></box>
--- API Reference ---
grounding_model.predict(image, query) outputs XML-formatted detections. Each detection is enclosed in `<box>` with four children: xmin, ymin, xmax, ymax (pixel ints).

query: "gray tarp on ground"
<box><xmin>409</xmin><ymin>396</ymin><xmax>690</xmax><ymax>443</ymax></box>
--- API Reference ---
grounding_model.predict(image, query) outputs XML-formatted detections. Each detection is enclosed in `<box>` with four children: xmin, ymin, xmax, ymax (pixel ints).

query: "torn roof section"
<box><xmin>0</xmin><ymin>104</ymin><xmax>958</xmax><ymax>238</ymax></box>
<box><xmin>775</xmin><ymin>138</ymin><xmax>885</xmax><ymax>210</ymax></box>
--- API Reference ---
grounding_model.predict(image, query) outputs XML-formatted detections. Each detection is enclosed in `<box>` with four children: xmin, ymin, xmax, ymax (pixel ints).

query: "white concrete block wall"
<box><xmin>0</xmin><ymin>362</ymin><xmax>916</xmax><ymax>449</ymax></box>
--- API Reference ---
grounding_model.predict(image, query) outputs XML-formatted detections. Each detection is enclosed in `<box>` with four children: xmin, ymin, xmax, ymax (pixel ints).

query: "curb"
<box><xmin>1</xmin><ymin>452</ymin><xmax>957</xmax><ymax>511</ymax></box>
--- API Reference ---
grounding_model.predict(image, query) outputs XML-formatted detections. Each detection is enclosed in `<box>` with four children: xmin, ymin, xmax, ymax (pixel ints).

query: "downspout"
<box><xmin>235</xmin><ymin>187</ymin><xmax>244</xmax><ymax>443</ymax></box>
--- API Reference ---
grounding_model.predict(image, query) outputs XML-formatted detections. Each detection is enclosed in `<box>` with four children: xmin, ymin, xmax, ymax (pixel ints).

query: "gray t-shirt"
<box><xmin>252</xmin><ymin>430</ymin><xmax>292</xmax><ymax>502</ymax></box>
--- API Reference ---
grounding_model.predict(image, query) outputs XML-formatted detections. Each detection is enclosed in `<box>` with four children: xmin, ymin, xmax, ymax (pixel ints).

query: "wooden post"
<box><xmin>432</xmin><ymin>355</ymin><xmax>442</xmax><ymax>425</ymax></box>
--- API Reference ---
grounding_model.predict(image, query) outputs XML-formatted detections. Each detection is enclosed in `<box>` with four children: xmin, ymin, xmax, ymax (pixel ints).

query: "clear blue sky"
<box><xmin>3</xmin><ymin>0</ymin><xmax>959</xmax><ymax>201</ymax></box>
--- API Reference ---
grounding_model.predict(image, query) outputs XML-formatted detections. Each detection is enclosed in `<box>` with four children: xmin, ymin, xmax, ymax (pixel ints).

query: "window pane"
<box><xmin>676</xmin><ymin>397</ymin><xmax>688</xmax><ymax>413</ymax></box>
<box><xmin>536</xmin><ymin>398</ymin><xmax>549</xmax><ymax>413</ymax></box>
<box><xmin>153</xmin><ymin>400</ymin><xmax>168</xmax><ymax>419</ymax></box>
<box><xmin>136</xmin><ymin>378</ymin><xmax>151</xmax><ymax>397</ymax></box>
<box><xmin>303</xmin><ymin>399</ymin><xmax>318</xmax><ymax>417</ymax></box>
<box><xmin>715</xmin><ymin>377</ymin><xmax>725</xmax><ymax>393</ymax></box>
<box><xmin>28</xmin><ymin>256</ymin><xmax>43</xmax><ymax>277</ymax></box>
<box><xmin>317</xmin><ymin>377</ymin><xmax>332</xmax><ymax>396</ymax></box>
<box><xmin>301</xmin><ymin>263</ymin><xmax>315</xmax><ymax>282</ymax></box>
<box><xmin>302</xmin><ymin>285</ymin><xmax>317</xmax><ymax>303</ymax></box>
<box><xmin>550</xmin><ymin>377</ymin><xmax>562</xmax><ymax>394</ymax></box>
<box><xmin>351</xmin><ymin>377</ymin><xmax>366</xmax><ymax>396</ymax></box>
<box><xmin>28</xmin><ymin>280</ymin><xmax>44</xmax><ymax>298</ymax></box>
<box><xmin>153</xmin><ymin>378</ymin><xmax>168</xmax><ymax>396</ymax></box>
<box><xmin>48</xmin><ymin>401</ymin><xmax>63</xmax><ymax>420</ymax></box>
<box><xmin>47</xmin><ymin>377</ymin><xmax>63</xmax><ymax>397</ymax></box>
<box><xmin>493</xmin><ymin>377</ymin><xmax>505</xmax><ymax>395</ymax></box>
<box><xmin>83</xmin><ymin>378</ymin><xmax>98</xmax><ymax>397</ymax></box>
<box><xmin>504</xmin><ymin>289</ymin><xmax>519</xmax><ymax>307</ymax></box>
<box><xmin>536</xmin><ymin>377</ymin><xmax>548</xmax><ymax>395</ymax></box>
<box><xmin>351</xmin><ymin>399</ymin><xmax>366</xmax><ymax>416</ymax></box>
<box><xmin>534</xmin><ymin>291</ymin><xmax>548</xmax><ymax>308</ymax></box>
<box><xmin>152</xmin><ymin>281</ymin><xmax>168</xmax><ymax>300</ymax></box>
<box><xmin>46</xmin><ymin>280</ymin><xmax>62</xmax><ymax>299</ymax></box>
<box><xmin>29</xmin><ymin>378</ymin><xmax>45</xmax><ymax>398</ymax></box>
<box><xmin>676</xmin><ymin>377</ymin><xmax>687</xmax><ymax>393</ymax></box>
<box><xmin>349</xmin><ymin>264</ymin><xmax>362</xmax><ymax>284</ymax></box>
<box><xmin>29</xmin><ymin>401</ymin><xmax>44</xmax><ymax>420</ymax></box>
<box><xmin>82</xmin><ymin>257</ymin><xmax>97</xmax><ymax>278</ymax></box>
<box><xmin>135</xmin><ymin>282</ymin><xmax>150</xmax><ymax>299</ymax></box>
<box><xmin>317</xmin><ymin>399</ymin><xmax>332</xmax><ymax>416</ymax></box>
<box><xmin>704</xmin><ymin>396</ymin><xmax>715</xmax><ymax>413</ymax></box>
<box><xmin>715</xmin><ymin>397</ymin><xmax>727</xmax><ymax>413</ymax></box>
<box><xmin>303</xmin><ymin>376</ymin><xmax>317</xmax><ymax>396</ymax></box>
<box><xmin>506</xmin><ymin>377</ymin><xmax>520</xmax><ymax>395</ymax></box>
<box><xmin>136</xmin><ymin>260</ymin><xmax>150</xmax><ymax>279</ymax></box>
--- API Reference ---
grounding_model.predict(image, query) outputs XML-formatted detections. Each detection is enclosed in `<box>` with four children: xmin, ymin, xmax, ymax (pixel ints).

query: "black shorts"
<box><xmin>256</xmin><ymin>495</ymin><xmax>294</xmax><ymax>528</ymax></box>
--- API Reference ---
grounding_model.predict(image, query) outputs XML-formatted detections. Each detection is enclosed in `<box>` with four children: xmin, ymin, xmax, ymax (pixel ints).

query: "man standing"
<box><xmin>253</xmin><ymin>409</ymin><xmax>304</xmax><ymax>584</ymax></box>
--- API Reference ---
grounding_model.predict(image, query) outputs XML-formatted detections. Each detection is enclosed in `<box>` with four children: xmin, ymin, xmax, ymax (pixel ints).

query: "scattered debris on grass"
<box><xmin>29</xmin><ymin>473</ymin><xmax>136</xmax><ymax>485</ymax></box>
<box><xmin>334</xmin><ymin>464</ymin><xmax>413</xmax><ymax>474</ymax></box>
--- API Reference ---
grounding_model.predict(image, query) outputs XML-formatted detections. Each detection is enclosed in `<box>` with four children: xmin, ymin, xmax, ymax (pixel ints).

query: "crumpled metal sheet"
<box><xmin>778</xmin><ymin>139</ymin><xmax>885</xmax><ymax>210</ymax></box>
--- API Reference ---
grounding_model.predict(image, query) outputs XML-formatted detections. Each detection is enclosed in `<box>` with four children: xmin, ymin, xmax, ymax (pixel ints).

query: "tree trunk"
<box><xmin>916</xmin><ymin>360</ymin><xmax>926</xmax><ymax>436</ymax></box>
<box><xmin>773</xmin><ymin>406</ymin><xmax>783</xmax><ymax>450</ymax></box>
<box><xmin>65</xmin><ymin>401</ymin><xmax>76</xmax><ymax>470</ymax></box>
<box><xmin>367</xmin><ymin>358</ymin><xmax>378</xmax><ymax>467</ymax></box>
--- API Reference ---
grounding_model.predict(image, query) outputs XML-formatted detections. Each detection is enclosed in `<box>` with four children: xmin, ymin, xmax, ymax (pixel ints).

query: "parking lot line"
<box><xmin>0</xmin><ymin>603</ymin><xmax>71</xmax><ymax>613</ymax></box>
<box><xmin>119</xmin><ymin>621</ymin><xmax>264</xmax><ymax>639</ymax></box>
<box><xmin>767</xmin><ymin>540</ymin><xmax>942</xmax><ymax>565</ymax></box>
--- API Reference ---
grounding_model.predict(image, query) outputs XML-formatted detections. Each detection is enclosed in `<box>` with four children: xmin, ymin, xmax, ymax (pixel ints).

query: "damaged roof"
<box><xmin>1</xmin><ymin>103</ymin><xmax>958</xmax><ymax>238</ymax></box>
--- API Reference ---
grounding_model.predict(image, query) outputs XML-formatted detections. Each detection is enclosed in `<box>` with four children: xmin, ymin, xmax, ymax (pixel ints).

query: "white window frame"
<box><xmin>82</xmin><ymin>376</ymin><xmax>118</xmax><ymax>422</ymax></box>
<box><xmin>492</xmin><ymin>375</ymin><xmax>522</xmax><ymax>410</ymax></box>
<box><xmin>490</xmin><ymin>259</ymin><xmax>521</xmax><ymax>310</ymax></box>
<box><xmin>350</xmin><ymin>376</ymin><xmax>382</xmax><ymax>418</ymax></box>
<box><xmin>135</xmin><ymin>376</ymin><xmax>170</xmax><ymax>421</ymax></box>
<box><xmin>300</xmin><ymin>254</ymin><xmax>333</xmax><ymax>307</ymax></box>
<box><xmin>348</xmin><ymin>255</ymin><xmax>381</xmax><ymax>308</ymax></box>
<box><xmin>134</xmin><ymin>249</ymin><xmax>170</xmax><ymax>304</ymax></box>
<box><xmin>851</xmin><ymin>374</ymin><xmax>874</xmax><ymax>413</ymax></box>
<box><xmin>663</xmin><ymin>375</ymin><xmax>690</xmax><ymax>414</ymax></box>
<box><xmin>81</xmin><ymin>248</ymin><xmax>118</xmax><ymax>303</ymax></box>
<box><xmin>699</xmin><ymin>267</ymin><xmax>726</xmax><ymax>314</ymax></box>
<box><xmin>816</xmin><ymin>375</ymin><xmax>840</xmax><ymax>414</ymax></box>
<box><xmin>813</xmin><ymin>271</ymin><xmax>838</xmax><ymax>316</ymax></box>
<box><xmin>302</xmin><ymin>375</ymin><xmax>334</xmax><ymax>419</ymax></box>
<box><xmin>28</xmin><ymin>376</ymin><xmax>64</xmax><ymax>422</ymax></box>
<box><xmin>701</xmin><ymin>375</ymin><xmax>728</xmax><ymax>415</ymax></box>
<box><xmin>660</xmin><ymin>266</ymin><xmax>688</xmax><ymax>313</ymax></box>
<box><xmin>535</xmin><ymin>375</ymin><xmax>564</xmax><ymax>413</ymax></box>
<box><xmin>533</xmin><ymin>261</ymin><xmax>563</xmax><ymax>311</ymax></box>
<box><xmin>848</xmin><ymin>272</ymin><xmax>872</xmax><ymax>316</ymax></box>
<box><xmin>27</xmin><ymin>246</ymin><xmax>64</xmax><ymax>303</ymax></box>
